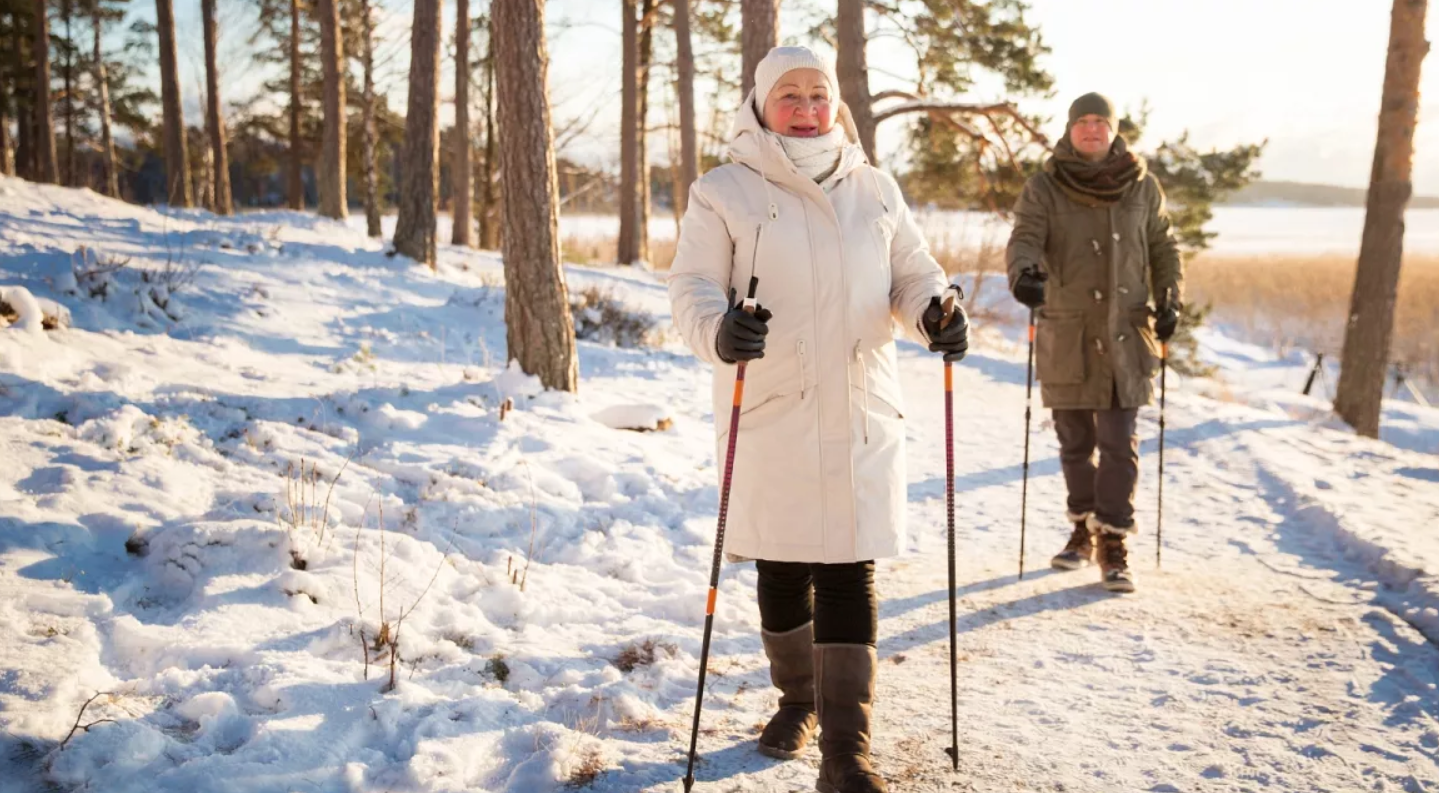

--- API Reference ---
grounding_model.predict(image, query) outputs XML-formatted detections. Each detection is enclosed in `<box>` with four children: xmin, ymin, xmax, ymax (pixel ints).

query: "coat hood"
<box><xmin>726</xmin><ymin>89</ymin><xmax>870</xmax><ymax>196</ymax></box>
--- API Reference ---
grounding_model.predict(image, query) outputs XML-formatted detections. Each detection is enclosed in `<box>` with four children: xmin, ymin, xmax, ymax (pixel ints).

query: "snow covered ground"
<box><xmin>3</xmin><ymin>177</ymin><xmax>1438</xmax><ymax>793</ymax></box>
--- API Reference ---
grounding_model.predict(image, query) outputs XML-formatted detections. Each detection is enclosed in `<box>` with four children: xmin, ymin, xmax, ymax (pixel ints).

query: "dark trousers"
<box><xmin>1053</xmin><ymin>392</ymin><xmax>1139</xmax><ymax>529</ymax></box>
<box><xmin>756</xmin><ymin>560</ymin><xmax>877</xmax><ymax>646</ymax></box>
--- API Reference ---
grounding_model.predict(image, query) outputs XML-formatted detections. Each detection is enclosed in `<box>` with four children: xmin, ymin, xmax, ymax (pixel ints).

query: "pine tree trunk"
<box><xmin>287</xmin><ymin>0</ymin><xmax>303</xmax><ymax>209</ymax></box>
<box><xmin>317</xmin><ymin>0</ymin><xmax>346</xmax><ymax>218</ymax></box>
<box><xmin>1334</xmin><ymin>0</ymin><xmax>1430</xmax><ymax>439</ymax></box>
<box><xmin>451</xmin><ymin>0</ymin><xmax>471</xmax><ymax>246</ymax></box>
<box><xmin>617</xmin><ymin>0</ymin><xmax>638</xmax><ymax>265</ymax></box>
<box><xmin>393</xmin><ymin>0</ymin><xmax>442</xmax><ymax>267</ymax></box>
<box><xmin>493</xmin><ymin>0</ymin><xmax>576</xmax><ymax>392</ymax></box>
<box><xmin>836</xmin><ymin>0</ymin><xmax>876</xmax><ymax>164</ymax></box>
<box><xmin>32</xmin><ymin>0</ymin><xmax>56</xmax><ymax>183</ymax></box>
<box><xmin>665</xmin><ymin>81</ymin><xmax>682</xmax><ymax>231</ymax></box>
<box><xmin>61</xmin><ymin>0</ymin><xmax>72</xmax><ymax>185</ymax></box>
<box><xmin>0</xmin><ymin>32</ymin><xmax>12</xmax><ymax>176</ymax></box>
<box><xmin>360</xmin><ymin>0</ymin><xmax>381</xmax><ymax>236</ymax></box>
<box><xmin>91</xmin><ymin>9</ymin><xmax>117</xmax><ymax>196</ymax></box>
<box><xmin>740</xmin><ymin>0</ymin><xmax>778</xmax><ymax>99</ymax></box>
<box><xmin>197</xmin><ymin>124</ymin><xmax>214</xmax><ymax>209</ymax></box>
<box><xmin>636</xmin><ymin>0</ymin><xmax>653</xmax><ymax>265</ymax></box>
<box><xmin>201</xmin><ymin>0</ymin><xmax>231</xmax><ymax>214</ymax></box>
<box><xmin>673</xmin><ymin>0</ymin><xmax>697</xmax><ymax>214</ymax></box>
<box><xmin>478</xmin><ymin>21</ymin><xmax>499</xmax><ymax>250</ymax></box>
<box><xmin>17</xmin><ymin>33</ymin><xmax>33</xmax><ymax>179</ymax></box>
<box><xmin>154</xmin><ymin>0</ymin><xmax>189</xmax><ymax>205</ymax></box>
<box><xmin>16</xmin><ymin>21</ymin><xmax>34</xmax><ymax>180</ymax></box>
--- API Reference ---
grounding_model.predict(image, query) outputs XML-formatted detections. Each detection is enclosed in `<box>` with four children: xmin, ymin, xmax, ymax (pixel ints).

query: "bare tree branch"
<box><xmin>60</xmin><ymin>692</ymin><xmax>115</xmax><ymax>749</ymax></box>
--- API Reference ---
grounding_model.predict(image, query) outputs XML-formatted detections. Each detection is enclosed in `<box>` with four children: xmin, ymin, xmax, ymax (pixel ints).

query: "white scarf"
<box><xmin>777</xmin><ymin>126</ymin><xmax>848</xmax><ymax>188</ymax></box>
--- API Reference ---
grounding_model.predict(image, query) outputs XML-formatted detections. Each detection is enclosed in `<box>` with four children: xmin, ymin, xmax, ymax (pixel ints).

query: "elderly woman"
<box><xmin>668</xmin><ymin>46</ymin><xmax>968</xmax><ymax>793</ymax></box>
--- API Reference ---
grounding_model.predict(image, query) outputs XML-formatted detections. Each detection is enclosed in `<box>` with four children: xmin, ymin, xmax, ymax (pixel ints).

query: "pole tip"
<box><xmin>681</xmin><ymin>774</ymin><xmax>695</xmax><ymax>792</ymax></box>
<box><xmin>944</xmin><ymin>745</ymin><xmax>958</xmax><ymax>770</ymax></box>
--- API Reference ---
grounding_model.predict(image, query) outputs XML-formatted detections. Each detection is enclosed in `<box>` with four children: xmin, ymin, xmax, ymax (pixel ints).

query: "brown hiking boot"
<box><xmin>1094</xmin><ymin>519</ymin><xmax>1136</xmax><ymax>593</ymax></box>
<box><xmin>814</xmin><ymin>644</ymin><xmax>888</xmax><ymax>793</ymax></box>
<box><xmin>757</xmin><ymin>623</ymin><xmax>818</xmax><ymax>760</ymax></box>
<box><xmin>1050</xmin><ymin>514</ymin><xmax>1094</xmax><ymax>570</ymax></box>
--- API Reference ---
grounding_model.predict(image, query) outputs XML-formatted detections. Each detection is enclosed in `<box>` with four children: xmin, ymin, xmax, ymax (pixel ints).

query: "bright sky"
<box><xmin>148</xmin><ymin>0</ymin><xmax>1438</xmax><ymax>194</ymax></box>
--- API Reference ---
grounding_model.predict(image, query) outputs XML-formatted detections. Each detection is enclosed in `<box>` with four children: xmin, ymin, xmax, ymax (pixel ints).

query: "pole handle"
<box><xmin>939</xmin><ymin>288</ymin><xmax>960</xmax><ymax>330</ymax></box>
<box><xmin>741</xmin><ymin>276</ymin><xmax>759</xmax><ymax>314</ymax></box>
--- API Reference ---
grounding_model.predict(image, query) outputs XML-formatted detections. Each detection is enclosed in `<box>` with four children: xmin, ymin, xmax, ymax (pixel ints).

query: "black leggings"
<box><xmin>756</xmin><ymin>559</ymin><xmax>877</xmax><ymax>646</ymax></box>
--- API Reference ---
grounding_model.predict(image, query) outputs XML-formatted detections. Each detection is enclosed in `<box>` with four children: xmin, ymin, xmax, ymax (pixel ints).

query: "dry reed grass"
<box><xmin>1187</xmin><ymin>253</ymin><xmax>1439</xmax><ymax>385</ymax></box>
<box><xmin>562</xmin><ymin>235</ymin><xmax>677</xmax><ymax>271</ymax></box>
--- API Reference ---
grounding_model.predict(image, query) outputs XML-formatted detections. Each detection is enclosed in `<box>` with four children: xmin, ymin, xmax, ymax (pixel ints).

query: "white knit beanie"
<box><xmin>752</xmin><ymin>46</ymin><xmax>839</xmax><ymax>114</ymax></box>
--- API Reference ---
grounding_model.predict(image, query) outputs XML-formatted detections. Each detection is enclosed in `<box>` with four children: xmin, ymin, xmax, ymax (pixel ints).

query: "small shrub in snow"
<box><xmin>66</xmin><ymin>245</ymin><xmax>194</xmax><ymax>325</ymax></box>
<box><xmin>280</xmin><ymin>456</ymin><xmax>350</xmax><ymax>569</ymax></box>
<box><xmin>69</xmin><ymin>247</ymin><xmax>130</xmax><ymax>300</ymax></box>
<box><xmin>0</xmin><ymin>285</ymin><xmax>67</xmax><ymax>331</ymax></box>
<box><xmin>569</xmin><ymin>286</ymin><xmax>659</xmax><ymax>348</ymax></box>
<box><xmin>563</xmin><ymin>744</ymin><xmax>606</xmax><ymax>788</ymax></box>
<box><xmin>613</xmin><ymin>639</ymin><xmax>677</xmax><ymax>673</ymax></box>
<box><xmin>56</xmin><ymin>691</ymin><xmax>120</xmax><ymax>750</ymax></box>
<box><xmin>485</xmin><ymin>654</ymin><xmax>511</xmax><ymax>684</ymax></box>
<box><xmin>332</xmin><ymin>342</ymin><xmax>378</xmax><ymax>374</ymax></box>
<box><xmin>353</xmin><ymin>502</ymin><xmax>452</xmax><ymax>692</ymax></box>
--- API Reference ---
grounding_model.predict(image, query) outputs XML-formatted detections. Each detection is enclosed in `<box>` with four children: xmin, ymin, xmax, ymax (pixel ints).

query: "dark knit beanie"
<box><xmin>1068</xmin><ymin>92</ymin><xmax>1116</xmax><ymax>129</ymax></box>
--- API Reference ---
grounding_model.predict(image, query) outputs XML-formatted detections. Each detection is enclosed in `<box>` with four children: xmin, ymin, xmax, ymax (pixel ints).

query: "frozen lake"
<box><xmin>558</xmin><ymin>206</ymin><xmax>1439</xmax><ymax>257</ymax></box>
<box><xmin>359</xmin><ymin>207</ymin><xmax>1439</xmax><ymax>258</ymax></box>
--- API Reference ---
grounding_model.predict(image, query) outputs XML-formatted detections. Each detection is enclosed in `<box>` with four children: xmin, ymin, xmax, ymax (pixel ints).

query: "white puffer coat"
<box><xmin>667</xmin><ymin>93</ymin><xmax>949</xmax><ymax>563</ymax></box>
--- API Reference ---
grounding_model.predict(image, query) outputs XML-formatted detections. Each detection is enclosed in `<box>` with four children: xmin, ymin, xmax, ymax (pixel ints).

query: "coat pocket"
<box><xmin>1036</xmin><ymin>309</ymin><xmax>1086</xmax><ymax>386</ymax></box>
<box><xmin>1128</xmin><ymin>306</ymin><xmax>1161</xmax><ymax>377</ymax></box>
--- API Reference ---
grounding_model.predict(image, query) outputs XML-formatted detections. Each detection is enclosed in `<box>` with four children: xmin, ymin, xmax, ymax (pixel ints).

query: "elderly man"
<box><xmin>1005</xmin><ymin>92</ymin><xmax>1182</xmax><ymax>594</ymax></box>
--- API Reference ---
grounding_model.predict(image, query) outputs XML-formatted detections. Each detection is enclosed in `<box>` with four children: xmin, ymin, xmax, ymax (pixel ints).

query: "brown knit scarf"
<box><xmin>1044</xmin><ymin>136</ymin><xmax>1147</xmax><ymax>208</ymax></box>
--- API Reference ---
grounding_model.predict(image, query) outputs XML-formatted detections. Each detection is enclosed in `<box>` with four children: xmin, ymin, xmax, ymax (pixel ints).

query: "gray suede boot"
<box><xmin>814</xmin><ymin>644</ymin><xmax>887</xmax><ymax>793</ymax></box>
<box><xmin>757</xmin><ymin>623</ymin><xmax>819</xmax><ymax>759</ymax></box>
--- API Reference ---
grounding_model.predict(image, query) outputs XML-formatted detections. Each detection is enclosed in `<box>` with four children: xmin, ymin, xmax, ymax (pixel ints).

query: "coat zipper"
<box><xmin>797</xmin><ymin>340</ymin><xmax>807</xmax><ymax>399</ymax></box>
<box><xmin>749</xmin><ymin>224</ymin><xmax>763</xmax><ymax>285</ymax></box>
<box><xmin>854</xmin><ymin>340</ymin><xmax>870</xmax><ymax>445</ymax></box>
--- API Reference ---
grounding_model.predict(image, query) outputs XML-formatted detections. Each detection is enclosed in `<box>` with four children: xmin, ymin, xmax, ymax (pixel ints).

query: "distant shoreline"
<box><xmin>1220</xmin><ymin>180</ymin><xmax>1439</xmax><ymax>209</ymax></box>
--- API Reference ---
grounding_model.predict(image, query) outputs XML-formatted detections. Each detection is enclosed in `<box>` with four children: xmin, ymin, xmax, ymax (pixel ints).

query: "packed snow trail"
<box><xmin>0</xmin><ymin>179</ymin><xmax>1436</xmax><ymax>793</ymax></box>
<box><xmin>601</xmin><ymin>344</ymin><xmax>1439</xmax><ymax>793</ymax></box>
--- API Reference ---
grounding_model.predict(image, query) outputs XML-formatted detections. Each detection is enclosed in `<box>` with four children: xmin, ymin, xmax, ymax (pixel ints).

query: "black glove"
<box><xmin>922</xmin><ymin>292</ymin><xmax>970</xmax><ymax>362</ymax></box>
<box><xmin>1012</xmin><ymin>268</ymin><xmax>1047</xmax><ymax>309</ymax></box>
<box><xmin>716</xmin><ymin>288</ymin><xmax>773</xmax><ymax>363</ymax></box>
<box><xmin>1154</xmin><ymin>303</ymin><xmax>1180</xmax><ymax>343</ymax></box>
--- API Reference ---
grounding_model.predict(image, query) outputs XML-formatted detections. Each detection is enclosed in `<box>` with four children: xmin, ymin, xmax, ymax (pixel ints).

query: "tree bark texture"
<box><xmin>636</xmin><ymin>0</ymin><xmax>653</xmax><ymax>264</ymax></box>
<box><xmin>287</xmin><ymin>0</ymin><xmax>303</xmax><ymax>209</ymax></box>
<box><xmin>836</xmin><ymin>0</ymin><xmax>877</xmax><ymax>164</ymax></box>
<box><xmin>617</xmin><ymin>0</ymin><xmax>638</xmax><ymax>264</ymax></box>
<box><xmin>91</xmin><ymin>9</ymin><xmax>117</xmax><ymax>196</ymax></box>
<box><xmin>61</xmin><ymin>0</ymin><xmax>72</xmax><ymax>185</ymax></box>
<box><xmin>393</xmin><ymin>0</ymin><xmax>442</xmax><ymax>267</ymax></box>
<box><xmin>1335</xmin><ymin>0</ymin><xmax>1430</xmax><ymax>438</ymax></box>
<box><xmin>202</xmin><ymin>0</ymin><xmax>232</xmax><ymax>214</ymax></box>
<box><xmin>1</xmin><ymin>26</ymin><xmax>13</xmax><ymax>176</ymax></box>
<box><xmin>318</xmin><ymin>0</ymin><xmax>346</xmax><ymax>218</ymax></box>
<box><xmin>673</xmin><ymin>0</ymin><xmax>697</xmax><ymax>213</ymax></box>
<box><xmin>155</xmin><ymin>0</ymin><xmax>189</xmax><ymax>205</ymax></box>
<box><xmin>451</xmin><ymin>0</ymin><xmax>471</xmax><ymax>246</ymax></box>
<box><xmin>360</xmin><ymin>0</ymin><xmax>381</xmax><ymax>236</ymax></box>
<box><xmin>32</xmin><ymin>0</ymin><xmax>56</xmax><ymax>183</ymax></box>
<box><xmin>740</xmin><ymin>0</ymin><xmax>778</xmax><ymax>100</ymax></box>
<box><xmin>479</xmin><ymin>19</ymin><xmax>500</xmax><ymax>250</ymax></box>
<box><xmin>492</xmin><ymin>0</ymin><xmax>577</xmax><ymax>392</ymax></box>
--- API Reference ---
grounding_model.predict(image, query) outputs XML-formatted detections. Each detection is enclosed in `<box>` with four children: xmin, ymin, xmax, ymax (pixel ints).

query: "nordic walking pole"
<box><xmin>1019</xmin><ymin>308</ymin><xmax>1036</xmax><ymax>580</ymax></box>
<box><xmin>1157</xmin><ymin>338</ymin><xmax>1168</xmax><ymax>569</ymax></box>
<box><xmin>931</xmin><ymin>291</ymin><xmax>962</xmax><ymax>772</ymax></box>
<box><xmin>682</xmin><ymin>277</ymin><xmax>759</xmax><ymax>793</ymax></box>
<box><xmin>1156</xmin><ymin>289</ymin><xmax>1173</xmax><ymax>570</ymax></box>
